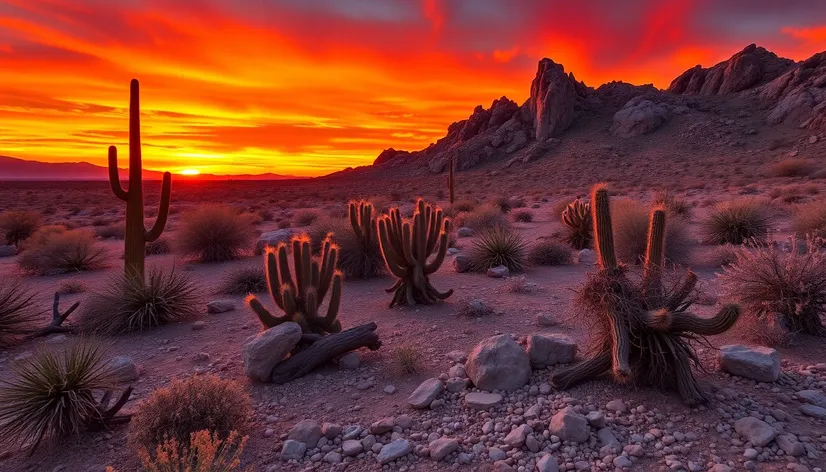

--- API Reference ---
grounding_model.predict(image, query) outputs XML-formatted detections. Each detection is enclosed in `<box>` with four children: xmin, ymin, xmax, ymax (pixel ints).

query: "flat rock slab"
<box><xmin>719</xmin><ymin>345</ymin><xmax>780</xmax><ymax>382</ymax></box>
<box><xmin>465</xmin><ymin>392</ymin><xmax>503</xmax><ymax>410</ymax></box>
<box><xmin>242</xmin><ymin>322</ymin><xmax>302</xmax><ymax>382</ymax></box>
<box><xmin>408</xmin><ymin>378</ymin><xmax>443</xmax><ymax>409</ymax></box>
<box><xmin>549</xmin><ymin>407</ymin><xmax>589</xmax><ymax>443</ymax></box>
<box><xmin>377</xmin><ymin>439</ymin><xmax>412</xmax><ymax>464</ymax></box>
<box><xmin>526</xmin><ymin>334</ymin><xmax>577</xmax><ymax>368</ymax></box>
<box><xmin>734</xmin><ymin>417</ymin><xmax>778</xmax><ymax>447</ymax></box>
<box><xmin>466</xmin><ymin>335</ymin><xmax>532</xmax><ymax>391</ymax></box>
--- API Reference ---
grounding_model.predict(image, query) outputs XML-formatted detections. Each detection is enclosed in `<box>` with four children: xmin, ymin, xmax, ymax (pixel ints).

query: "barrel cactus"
<box><xmin>561</xmin><ymin>199</ymin><xmax>592</xmax><ymax>250</ymax></box>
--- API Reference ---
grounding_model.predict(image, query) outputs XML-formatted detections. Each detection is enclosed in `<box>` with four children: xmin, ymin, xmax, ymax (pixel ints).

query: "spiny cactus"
<box><xmin>108</xmin><ymin>79</ymin><xmax>171</xmax><ymax>280</ymax></box>
<box><xmin>552</xmin><ymin>184</ymin><xmax>740</xmax><ymax>405</ymax></box>
<box><xmin>377</xmin><ymin>199</ymin><xmax>453</xmax><ymax>307</ymax></box>
<box><xmin>561</xmin><ymin>199</ymin><xmax>592</xmax><ymax>250</ymax></box>
<box><xmin>447</xmin><ymin>156</ymin><xmax>456</xmax><ymax>205</ymax></box>
<box><xmin>247</xmin><ymin>235</ymin><xmax>343</xmax><ymax>335</ymax></box>
<box><xmin>349</xmin><ymin>201</ymin><xmax>373</xmax><ymax>248</ymax></box>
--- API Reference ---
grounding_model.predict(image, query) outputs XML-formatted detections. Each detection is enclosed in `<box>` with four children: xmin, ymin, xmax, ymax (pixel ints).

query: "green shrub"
<box><xmin>529</xmin><ymin>239</ymin><xmax>573</xmax><ymax>266</ymax></box>
<box><xmin>469</xmin><ymin>227</ymin><xmax>528</xmax><ymax>272</ymax></box>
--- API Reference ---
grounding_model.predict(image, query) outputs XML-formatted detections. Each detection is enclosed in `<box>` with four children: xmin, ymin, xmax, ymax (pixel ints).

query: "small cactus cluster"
<box><xmin>349</xmin><ymin>201</ymin><xmax>373</xmax><ymax>248</ymax></box>
<box><xmin>247</xmin><ymin>236</ymin><xmax>342</xmax><ymax>335</ymax></box>
<box><xmin>377</xmin><ymin>199</ymin><xmax>454</xmax><ymax>307</ymax></box>
<box><xmin>561</xmin><ymin>199</ymin><xmax>592</xmax><ymax>250</ymax></box>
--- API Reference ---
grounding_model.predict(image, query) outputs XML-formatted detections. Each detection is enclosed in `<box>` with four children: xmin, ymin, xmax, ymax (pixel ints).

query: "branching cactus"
<box><xmin>247</xmin><ymin>235</ymin><xmax>343</xmax><ymax>335</ymax></box>
<box><xmin>349</xmin><ymin>201</ymin><xmax>373</xmax><ymax>248</ymax></box>
<box><xmin>377</xmin><ymin>199</ymin><xmax>454</xmax><ymax>307</ymax></box>
<box><xmin>108</xmin><ymin>79</ymin><xmax>171</xmax><ymax>280</ymax></box>
<box><xmin>552</xmin><ymin>184</ymin><xmax>740</xmax><ymax>405</ymax></box>
<box><xmin>447</xmin><ymin>156</ymin><xmax>456</xmax><ymax>205</ymax></box>
<box><xmin>561</xmin><ymin>199</ymin><xmax>592</xmax><ymax>250</ymax></box>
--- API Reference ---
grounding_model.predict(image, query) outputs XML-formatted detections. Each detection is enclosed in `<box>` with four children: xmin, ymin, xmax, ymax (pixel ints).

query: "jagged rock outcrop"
<box><xmin>760</xmin><ymin>51</ymin><xmax>826</xmax><ymax>132</ymax></box>
<box><xmin>668</xmin><ymin>44</ymin><xmax>794</xmax><ymax>96</ymax></box>
<box><xmin>373</xmin><ymin>148</ymin><xmax>411</xmax><ymax>165</ymax></box>
<box><xmin>529</xmin><ymin>59</ymin><xmax>591</xmax><ymax>140</ymax></box>
<box><xmin>611</xmin><ymin>97</ymin><xmax>670</xmax><ymax>138</ymax></box>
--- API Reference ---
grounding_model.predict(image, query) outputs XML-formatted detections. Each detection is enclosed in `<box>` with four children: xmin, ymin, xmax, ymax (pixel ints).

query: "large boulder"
<box><xmin>529</xmin><ymin>59</ymin><xmax>577</xmax><ymax>140</ymax></box>
<box><xmin>288</xmin><ymin>419</ymin><xmax>323</xmax><ymax>447</ymax></box>
<box><xmin>611</xmin><ymin>98</ymin><xmax>669</xmax><ymax>138</ymax></box>
<box><xmin>465</xmin><ymin>335</ymin><xmax>531</xmax><ymax>391</ymax></box>
<box><xmin>549</xmin><ymin>407</ymin><xmax>589</xmax><ymax>443</ymax></box>
<box><xmin>242</xmin><ymin>322</ymin><xmax>302</xmax><ymax>381</ymax></box>
<box><xmin>761</xmin><ymin>51</ymin><xmax>826</xmax><ymax>132</ymax></box>
<box><xmin>526</xmin><ymin>334</ymin><xmax>577</xmax><ymax>368</ymax></box>
<box><xmin>719</xmin><ymin>345</ymin><xmax>780</xmax><ymax>382</ymax></box>
<box><xmin>107</xmin><ymin>356</ymin><xmax>140</xmax><ymax>382</ymax></box>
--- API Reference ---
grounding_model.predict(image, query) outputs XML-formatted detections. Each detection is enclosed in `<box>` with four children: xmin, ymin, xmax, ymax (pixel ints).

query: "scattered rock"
<box><xmin>206</xmin><ymin>300</ymin><xmax>236</xmax><ymax>314</ymax></box>
<box><xmin>106</xmin><ymin>356</ymin><xmax>140</xmax><ymax>382</ymax></box>
<box><xmin>734</xmin><ymin>417</ymin><xmax>778</xmax><ymax>447</ymax></box>
<box><xmin>408</xmin><ymin>378</ymin><xmax>443</xmax><ymax>409</ymax></box>
<box><xmin>504</xmin><ymin>424</ymin><xmax>532</xmax><ymax>448</ymax></box>
<box><xmin>487</xmin><ymin>265</ymin><xmax>510</xmax><ymax>278</ymax></box>
<box><xmin>342</xmin><ymin>439</ymin><xmax>363</xmax><ymax>457</ymax></box>
<box><xmin>457</xmin><ymin>227</ymin><xmax>473</xmax><ymax>237</ymax></box>
<box><xmin>280</xmin><ymin>439</ymin><xmax>307</xmax><ymax>461</ymax></box>
<box><xmin>383</xmin><ymin>385</ymin><xmax>397</xmax><ymax>394</ymax></box>
<box><xmin>0</xmin><ymin>245</ymin><xmax>15</xmax><ymax>257</ymax></box>
<box><xmin>369</xmin><ymin>417</ymin><xmax>395</xmax><ymax>435</ymax></box>
<box><xmin>776</xmin><ymin>434</ymin><xmax>805</xmax><ymax>456</ymax></box>
<box><xmin>719</xmin><ymin>345</ymin><xmax>780</xmax><ymax>382</ymax></box>
<box><xmin>549</xmin><ymin>407</ymin><xmax>590</xmax><ymax>443</ymax></box>
<box><xmin>242</xmin><ymin>322</ymin><xmax>302</xmax><ymax>382</ymax></box>
<box><xmin>287</xmin><ymin>419</ymin><xmax>323</xmax><ymax>447</ymax></box>
<box><xmin>536</xmin><ymin>313</ymin><xmax>558</xmax><ymax>327</ymax></box>
<box><xmin>577</xmin><ymin>249</ymin><xmax>596</xmax><ymax>265</ymax></box>
<box><xmin>446</xmin><ymin>350</ymin><xmax>468</xmax><ymax>363</ymax></box>
<box><xmin>466</xmin><ymin>335</ymin><xmax>532</xmax><ymax>391</ymax></box>
<box><xmin>321</xmin><ymin>423</ymin><xmax>341</xmax><ymax>439</ymax></box>
<box><xmin>453</xmin><ymin>254</ymin><xmax>473</xmax><ymax>273</ymax></box>
<box><xmin>611</xmin><ymin>97</ymin><xmax>669</xmax><ymax>137</ymax></box>
<box><xmin>256</xmin><ymin>228</ymin><xmax>295</xmax><ymax>254</ymax></box>
<box><xmin>797</xmin><ymin>389</ymin><xmax>826</xmax><ymax>408</ymax></box>
<box><xmin>191</xmin><ymin>320</ymin><xmax>206</xmax><ymax>330</ymax></box>
<box><xmin>429</xmin><ymin>437</ymin><xmax>459</xmax><ymax>461</ymax></box>
<box><xmin>465</xmin><ymin>392</ymin><xmax>503</xmax><ymax>410</ymax></box>
<box><xmin>376</xmin><ymin>439</ymin><xmax>412</xmax><ymax>464</ymax></box>
<box><xmin>525</xmin><ymin>334</ymin><xmax>577</xmax><ymax>368</ymax></box>
<box><xmin>801</xmin><ymin>404</ymin><xmax>826</xmax><ymax>418</ymax></box>
<box><xmin>338</xmin><ymin>352</ymin><xmax>360</xmax><ymax>370</ymax></box>
<box><xmin>605</xmin><ymin>399</ymin><xmax>627</xmax><ymax>413</ymax></box>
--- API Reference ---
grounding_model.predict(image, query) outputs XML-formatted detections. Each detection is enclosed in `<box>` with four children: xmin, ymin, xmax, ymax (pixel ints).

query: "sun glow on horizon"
<box><xmin>180</xmin><ymin>169</ymin><xmax>200</xmax><ymax>176</ymax></box>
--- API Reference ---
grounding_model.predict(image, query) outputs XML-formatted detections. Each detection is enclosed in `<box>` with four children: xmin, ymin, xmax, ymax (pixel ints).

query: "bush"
<box><xmin>0</xmin><ymin>339</ymin><xmax>116</xmax><ymax>452</ymax></box>
<box><xmin>18</xmin><ymin>228</ymin><xmax>105</xmax><ymax>275</ymax></box>
<box><xmin>792</xmin><ymin>200</ymin><xmax>826</xmax><ymax>239</ymax></box>
<box><xmin>128</xmin><ymin>375</ymin><xmax>252</xmax><ymax>451</ymax></box>
<box><xmin>504</xmin><ymin>276</ymin><xmax>537</xmax><ymax>293</ymax></box>
<box><xmin>560</xmin><ymin>199</ymin><xmax>592</xmax><ymax>250</ymax></box>
<box><xmin>456</xmin><ymin>298</ymin><xmax>497</xmax><ymax>316</ymax></box>
<box><xmin>334</xmin><ymin>224</ymin><xmax>386</xmax><ymax>280</ymax></box>
<box><xmin>0</xmin><ymin>210</ymin><xmax>41</xmax><ymax>246</ymax></box>
<box><xmin>220</xmin><ymin>266</ymin><xmax>267</xmax><ymax>295</ymax></box>
<box><xmin>720</xmin><ymin>240</ymin><xmax>826</xmax><ymax>338</ymax></box>
<box><xmin>0</xmin><ymin>280</ymin><xmax>36</xmax><ymax>348</ymax></box>
<box><xmin>79</xmin><ymin>268</ymin><xmax>200</xmax><ymax>334</ymax></box>
<box><xmin>392</xmin><ymin>344</ymin><xmax>423</xmax><ymax>375</ymax></box>
<box><xmin>610</xmin><ymin>199</ymin><xmax>692</xmax><ymax>265</ymax></box>
<box><xmin>457</xmin><ymin>204</ymin><xmax>510</xmax><ymax>231</ymax></box>
<box><xmin>57</xmin><ymin>279</ymin><xmax>87</xmax><ymax>295</ymax></box>
<box><xmin>294</xmin><ymin>209</ymin><xmax>319</xmax><ymax>226</ymax></box>
<box><xmin>277</xmin><ymin>219</ymin><xmax>291</xmax><ymax>229</ymax></box>
<box><xmin>489</xmin><ymin>195</ymin><xmax>512</xmax><ymax>213</ymax></box>
<box><xmin>451</xmin><ymin>199</ymin><xmax>476</xmax><ymax>213</ymax></box>
<box><xmin>469</xmin><ymin>227</ymin><xmax>528</xmax><ymax>272</ymax></box>
<box><xmin>701</xmin><ymin>200</ymin><xmax>773</xmax><ymax>245</ymax></box>
<box><xmin>95</xmin><ymin>224</ymin><xmax>125</xmax><ymax>240</ymax></box>
<box><xmin>765</xmin><ymin>158</ymin><xmax>816</xmax><ymax>178</ymax></box>
<box><xmin>706</xmin><ymin>244</ymin><xmax>739</xmax><ymax>267</ymax></box>
<box><xmin>138</xmin><ymin>430</ymin><xmax>248</xmax><ymax>472</ymax></box>
<box><xmin>653</xmin><ymin>190</ymin><xmax>692</xmax><ymax>218</ymax></box>
<box><xmin>145</xmin><ymin>238</ymin><xmax>171</xmax><ymax>256</ymax></box>
<box><xmin>513</xmin><ymin>209</ymin><xmax>534</xmax><ymax>223</ymax></box>
<box><xmin>176</xmin><ymin>206</ymin><xmax>256</xmax><ymax>262</ymax></box>
<box><xmin>529</xmin><ymin>239</ymin><xmax>574</xmax><ymax>266</ymax></box>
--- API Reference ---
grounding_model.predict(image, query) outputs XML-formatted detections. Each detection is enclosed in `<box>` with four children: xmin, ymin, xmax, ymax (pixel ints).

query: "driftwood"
<box><xmin>87</xmin><ymin>387</ymin><xmax>134</xmax><ymax>432</ymax></box>
<box><xmin>271</xmin><ymin>322</ymin><xmax>381</xmax><ymax>384</ymax></box>
<box><xmin>28</xmin><ymin>292</ymin><xmax>78</xmax><ymax>339</ymax></box>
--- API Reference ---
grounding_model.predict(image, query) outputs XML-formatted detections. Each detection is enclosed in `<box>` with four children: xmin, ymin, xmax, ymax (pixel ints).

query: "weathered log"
<box><xmin>87</xmin><ymin>386</ymin><xmax>134</xmax><ymax>431</ymax></box>
<box><xmin>271</xmin><ymin>322</ymin><xmax>381</xmax><ymax>384</ymax></box>
<box><xmin>28</xmin><ymin>292</ymin><xmax>78</xmax><ymax>339</ymax></box>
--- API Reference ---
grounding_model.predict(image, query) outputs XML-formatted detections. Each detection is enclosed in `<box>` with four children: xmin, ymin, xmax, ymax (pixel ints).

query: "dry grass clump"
<box><xmin>0</xmin><ymin>280</ymin><xmax>37</xmax><ymax>348</ymax></box>
<box><xmin>128</xmin><ymin>375</ymin><xmax>252</xmax><ymax>452</ymax></box>
<box><xmin>529</xmin><ymin>239</ymin><xmax>574</xmax><ymax>266</ymax></box>
<box><xmin>701</xmin><ymin>199</ymin><xmax>773</xmax><ymax>245</ymax></box>
<box><xmin>368</xmin><ymin>195</ymin><xmax>392</xmax><ymax>214</ymax></box>
<box><xmin>469</xmin><ymin>226</ymin><xmax>528</xmax><ymax>273</ymax></box>
<box><xmin>765</xmin><ymin>158</ymin><xmax>817</xmax><ymax>178</ymax></box>
<box><xmin>18</xmin><ymin>228</ymin><xmax>105</xmax><ymax>275</ymax></box>
<box><xmin>277</xmin><ymin>219</ymin><xmax>291</xmax><ymax>229</ymax></box>
<box><xmin>138</xmin><ymin>430</ymin><xmax>249</xmax><ymax>472</ymax></box>
<box><xmin>176</xmin><ymin>206</ymin><xmax>256</xmax><ymax>262</ymax></box>
<box><xmin>0</xmin><ymin>210</ymin><xmax>41</xmax><ymax>246</ymax></box>
<box><xmin>95</xmin><ymin>224</ymin><xmax>125</xmax><ymax>240</ymax></box>
<box><xmin>720</xmin><ymin>239</ymin><xmax>826</xmax><ymax>339</ymax></box>
<box><xmin>220</xmin><ymin>266</ymin><xmax>267</xmax><ymax>295</ymax></box>
<box><xmin>456</xmin><ymin>298</ymin><xmax>497</xmax><ymax>316</ymax></box>
<box><xmin>611</xmin><ymin>199</ymin><xmax>692</xmax><ymax>265</ymax></box>
<box><xmin>145</xmin><ymin>238</ymin><xmax>171</xmax><ymax>256</ymax></box>
<box><xmin>457</xmin><ymin>204</ymin><xmax>510</xmax><ymax>231</ymax></box>
<box><xmin>489</xmin><ymin>195</ymin><xmax>513</xmax><ymax>213</ymax></box>
<box><xmin>792</xmin><ymin>200</ymin><xmax>826</xmax><ymax>239</ymax></box>
<box><xmin>513</xmin><ymin>209</ymin><xmax>534</xmax><ymax>222</ymax></box>
<box><xmin>705</xmin><ymin>244</ymin><xmax>740</xmax><ymax>267</ymax></box>
<box><xmin>79</xmin><ymin>268</ymin><xmax>199</xmax><ymax>335</ymax></box>
<box><xmin>0</xmin><ymin>339</ymin><xmax>120</xmax><ymax>452</ymax></box>
<box><xmin>294</xmin><ymin>209</ymin><xmax>319</xmax><ymax>226</ymax></box>
<box><xmin>504</xmin><ymin>275</ymin><xmax>537</xmax><ymax>293</ymax></box>
<box><xmin>392</xmin><ymin>344</ymin><xmax>423</xmax><ymax>374</ymax></box>
<box><xmin>653</xmin><ymin>190</ymin><xmax>692</xmax><ymax>218</ymax></box>
<box><xmin>450</xmin><ymin>199</ymin><xmax>477</xmax><ymax>213</ymax></box>
<box><xmin>57</xmin><ymin>279</ymin><xmax>88</xmax><ymax>295</ymax></box>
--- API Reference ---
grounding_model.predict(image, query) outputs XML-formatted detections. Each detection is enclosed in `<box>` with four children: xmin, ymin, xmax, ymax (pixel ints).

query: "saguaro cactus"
<box><xmin>447</xmin><ymin>156</ymin><xmax>456</xmax><ymax>205</ymax></box>
<box><xmin>552</xmin><ymin>184</ymin><xmax>740</xmax><ymax>405</ymax></box>
<box><xmin>108</xmin><ymin>79</ymin><xmax>171</xmax><ymax>280</ymax></box>
<box><xmin>377</xmin><ymin>199</ymin><xmax>453</xmax><ymax>307</ymax></box>
<box><xmin>247</xmin><ymin>235</ymin><xmax>343</xmax><ymax>335</ymax></box>
<box><xmin>349</xmin><ymin>201</ymin><xmax>373</xmax><ymax>248</ymax></box>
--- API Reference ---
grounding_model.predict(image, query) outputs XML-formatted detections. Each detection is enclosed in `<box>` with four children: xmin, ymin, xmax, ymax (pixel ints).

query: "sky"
<box><xmin>1</xmin><ymin>0</ymin><xmax>825</xmax><ymax>177</ymax></box>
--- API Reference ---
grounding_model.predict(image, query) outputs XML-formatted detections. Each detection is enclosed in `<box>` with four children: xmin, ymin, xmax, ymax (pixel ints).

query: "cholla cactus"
<box><xmin>552</xmin><ymin>184</ymin><xmax>740</xmax><ymax>406</ymax></box>
<box><xmin>108</xmin><ymin>79</ymin><xmax>171</xmax><ymax>280</ymax></box>
<box><xmin>247</xmin><ymin>235</ymin><xmax>342</xmax><ymax>335</ymax></box>
<box><xmin>561</xmin><ymin>199</ymin><xmax>592</xmax><ymax>250</ymax></box>
<box><xmin>377</xmin><ymin>199</ymin><xmax>453</xmax><ymax>307</ymax></box>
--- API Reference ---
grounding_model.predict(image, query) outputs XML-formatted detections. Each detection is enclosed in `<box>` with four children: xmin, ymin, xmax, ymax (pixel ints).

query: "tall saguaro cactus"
<box><xmin>552</xmin><ymin>184</ymin><xmax>740</xmax><ymax>405</ymax></box>
<box><xmin>377</xmin><ymin>199</ymin><xmax>453</xmax><ymax>307</ymax></box>
<box><xmin>447</xmin><ymin>156</ymin><xmax>455</xmax><ymax>205</ymax></box>
<box><xmin>108</xmin><ymin>79</ymin><xmax>171</xmax><ymax>280</ymax></box>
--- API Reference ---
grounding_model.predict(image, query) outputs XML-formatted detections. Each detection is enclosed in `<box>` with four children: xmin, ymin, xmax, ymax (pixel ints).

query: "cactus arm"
<box><xmin>349</xmin><ymin>202</ymin><xmax>363</xmax><ymax>241</ymax></box>
<box><xmin>646</xmin><ymin>305</ymin><xmax>740</xmax><ymax>335</ymax></box>
<box><xmin>107</xmin><ymin>146</ymin><xmax>129</xmax><ymax>201</ymax></box>
<box><xmin>282</xmin><ymin>287</ymin><xmax>298</xmax><ymax>317</ymax></box>
<box><xmin>415</xmin><ymin>207</ymin><xmax>427</xmax><ymax>265</ymax></box>
<box><xmin>263</xmin><ymin>251</ymin><xmax>285</xmax><ymax>310</ymax></box>
<box><xmin>643</xmin><ymin>208</ymin><xmax>666</xmax><ymax>300</ymax></box>
<box><xmin>400</xmin><ymin>223</ymin><xmax>417</xmax><ymax>267</ymax></box>
<box><xmin>592</xmin><ymin>185</ymin><xmax>617</xmax><ymax>270</ymax></box>
<box><xmin>247</xmin><ymin>296</ymin><xmax>291</xmax><ymax>328</ymax></box>
<box><xmin>665</xmin><ymin>271</ymin><xmax>698</xmax><ymax>312</ymax></box>
<box><xmin>362</xmin><ymin>203</ymin><xmax>372</xmax><ymax>244</ymax></box>
<box><xmin>277</xmin><ymin>245</ymin><xmax>295</xmax><ymax>294</ymax></box>
<box><xmin>323</xmin><ymin>273</ymin><xmax>342</xmax><ymax>325</ymax></box>
<box><xmin>317</xmin><ymin>245</ymin><xmax>337</xmax><ymax>301</ymax></box>
<box><xmin>607</xmin><ymin>308</ymin><xmax>631</xmax><ymax>382</ymax></box>
<box><xmin>424</xmin><ymin>230</ymin><xmax>450</xmax><ymax>274</ymax></box>
<box><xmin>144</xmin><ymin>172</ymin><xmax>171</xmax><ymax>242</ymax></box>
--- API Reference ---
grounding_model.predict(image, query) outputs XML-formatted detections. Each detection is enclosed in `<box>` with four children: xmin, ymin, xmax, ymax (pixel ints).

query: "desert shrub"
<box><xmin>792</xmin><ymin>200</ymin><xmax>826</xmax><ymax>240</ymax></box>
<box><xmin>457</xmin><ymin>204</ymin><xmax>510</xmax><ymax>231</ymax></box>
<box><xmin>369</xmin><ymin>196</ymin><xmax>392</xmax><ymax>214</ymax></box>
<box><xmin>18</xmin><ymin>228</ymin><xmax>105</xmax><ymax>275</ymax></box>
<box><xmin>451</xmin><ymin>199</ymin><xmax>476</xmax><ymax>213</ymax></box>
<box><xmin>560</xmin><ymin>199</ymin><xmax>592</xmax><ymax>250</ymax></box>
<box><xmin>720</xmin><ymin>240</ymin><xmax>826</xmax><ymax>338</ymax></box>
<box><xmin>456</xmin><ymin>298</ymin><xmax>496</xmax><ymax>316</ymax></box>
<box><xmin>701</xmin><ymin>199</ymin><xmax>773</xmax><ymax>245</ymax></box>
<box><xmin>504</xmin><ymin>276</ymin><xmax>537</xmax><ymax>293</ymax></box>
<box><xmin>0</xmin><ymin>280</ymin><xmax>36</xmax><ymax>348</ymax></box>
<box><xmin>392</xmin><ymin>344</ymin><xmax>423</xmax><ymax>374</ymax></box>
<box><xmin>653</xmin><ymin>190</ymin><xmax>692</xmax><ymax>218</ymax></box>
<box><xmin>176</xmin><ymin>206</ymin><xmax>256</xmax><ymax>262</ymax></box>
<box><xmin>79</xmin><ymin>268</ymin><xmax>199</xmax><ymax>335</ymax></box>
<box><xmin>0</xmin><ymin>339</ymin><xmax>116</xmax><ymax>452</ymax></box>
<box><xmin>0</xmin><ymin>210</ymin><xmax>41</xmax><ymax>246</ymax></box>
<box><xmin>220</xmin><ymin>266</ymin><xmax>266</xmax><ymax>295</ymax></box>
<box><xmin>610</xmin><ymin>199</ymin><xmax>692</xmax><ymax>265</ymax></box>
<box><xmin>706</xmin><ymin>244</ymin><xmax>739</xmax><ymax>267</ymax></box>
<box><xmin>489</xmin><ymin>195</ymin><xmax>512</xmax><ymax>213</ymax></box>
<box><xmin>306</xmin><ymin>217</ymin><xmax>347</xmax><ymax>253</ymax></box>
<box><xmin>469</xmin><ymin>226</ymin><xmax>528</xmax><ymax>272</ymax></box>
<box><xmin>258</xmin><ymin>209</ymin><xmax>275</xmax><ymax>222</ymax></box>
<box><xmin>335</xmin><ymin>224</ymin><xmax>386</xmax><ymax>280</ymax></box>
<box><xmin>128</xmin><ymin>375</ymin><xmax>252</xmax><ymax>451</ymax></box>
<box><xmin>57</xmin><ymin>279</ymin><xmax>88</xmax><ymax>295</ymax></box>
<box><xmin>513</xmin><ymin>209</ymin><xmax>534</xmax><ymax>223</ymax></box>
<box><xmin>765</xmin><ymin>158</ymin><xmax>817</xmax><ymax>178</ymax></box>
<box><xmin>529</xmin><ymin>239</ymin><xmax>574</xmax><ymax>266</ymax></box>
<box><xmin>277</xmin><ymin>219</ymin><xmax>291</xmax><ymax>229</ymax></box>
<box><xmin>138</xmin><ymin>430</ymin><xmax>249</xmax><ymax>472</ymax></box>
<box><xmin>294</xmin><ymin>209</ymin><xmax>319</xmax><ymax>226</ymax></box>
<box><xmin>95</xmin><ymin>224</ymin><xmax>125</xmax><ymax>240</ymax></box>
<box><xmin>145</xmin><ymin>238</ymin><xmax>171</xmax><ymax>256</ymax></box>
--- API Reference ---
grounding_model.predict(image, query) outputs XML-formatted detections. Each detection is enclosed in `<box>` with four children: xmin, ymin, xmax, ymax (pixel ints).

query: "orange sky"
<box><xmin>1</xmin><ymin>0</ymin><xmax>825</xmax><ymax>177</ymax></box>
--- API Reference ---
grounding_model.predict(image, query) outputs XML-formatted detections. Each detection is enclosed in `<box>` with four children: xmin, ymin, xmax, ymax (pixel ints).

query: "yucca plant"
<box><xmin>79</xmin><ymin>268</ymin><xmax>200</xmax><ymax>334</ymax></box>
<box><xmin>138</xmin><ymin>430</ymin><xmax>250</xmax><ymax>472</ymax></box>
<box><xmin>0</xmin><ymin>280</ymin><xmax>37</xmax><ymax>348</ymax></box>
<box><xmin>0</xmin><ymin>339</ymin><xmax>132</xmax><ymax>453</ymax></box>
<box><xmin>469</xmin><ymin>226</ymin><xmax>528</xmax><ymax>273</ymax></box>
<box><xmin>220</xmin><ymin>266</ymin><xmax>267</xmax><ymax>295</ymax></box>
<box><xmin>561</xmin><ymin>199</ymin><xmax>592</xmax><ymax>250</ymax></box>
<box><xmin>701</xmin><ymin>200</ymin><xmax>773</xmax><ymax>245</ymax></box>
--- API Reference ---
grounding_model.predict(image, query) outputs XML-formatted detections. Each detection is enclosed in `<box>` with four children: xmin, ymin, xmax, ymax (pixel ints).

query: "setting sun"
<box><xmin>180</xmin><ymin>169</ymin><xmax>200</xmax><ymax>176</ymax></box>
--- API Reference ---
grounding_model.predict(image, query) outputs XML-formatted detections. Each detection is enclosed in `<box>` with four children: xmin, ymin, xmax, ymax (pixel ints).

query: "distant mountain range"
<box><xmin>0</xmin><ymin>155</ymin><xmax>305</xmax><ymax>181</ymax></box>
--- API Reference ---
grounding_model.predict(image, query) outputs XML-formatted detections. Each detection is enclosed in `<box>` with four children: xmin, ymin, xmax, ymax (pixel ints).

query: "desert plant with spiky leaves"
<box><xmin>108</xmin><ymin>79</ymin><xmax>171</xmax><ymax>281</ymax></box>
<box><xmin>0</xmin><ymin>280</ymin><xmax>36</xmax><ymax>348</ymax></box>
<box><xmin>377</xmin><ymin>199</ymin><xmax>453</xmax><ymax>307</ymax></box>
<box><xmin>247</xmin><ymin>235</ymin><xmax>343</xmax><ymax>335</ymax></box>
<box><xmin>551</xmin><ymin>184</ymin><xmax>740</xmax><ymax>406</ymax></box>
<box><xmin>561</xmin><ymin>199</ymin><xmax>592</xmax><ymax>249</ymax></box>
<box><xmin>341</xmin><ymin>200</ymin><xmax>386</xmax><ymax>279</ymax></box>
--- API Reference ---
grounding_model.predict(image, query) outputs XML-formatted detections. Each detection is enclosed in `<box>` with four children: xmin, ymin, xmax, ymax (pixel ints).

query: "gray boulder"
<box><xmin>611</xmin><ymin>97</ymin><xmax>669</xmax><ymax>138</ymax></box>
<box><xmin>526</xmin><ymin>334</ymin><xmax>577</xmax><ymax>368</ymax></box>
<box><xmin>207</xmin><ymin>300</ymin><xmax>236</xmax><ymax>314</ymax></box>
<box><xmin>453</xmin><ymin>254</ymin><xmax>472</xmax><ymax>273</ymax></box>
<box><xmin>466</xmin><ymin>335</ymin><xmax>531</xmax><ymax>391</ymax></box>
<box><xmin>549</xmin><ymin>407</ymin><xmax>589</xmax><ymax>443</ymax></box>
<box><xmin>255</xmin><ymin>228</ymin><xmax>294</xmax><ymax>254</ymax></box>
<box><xmin>377</xmin><ymin>439</ymin><xmax>412</xmax><ymax>464</ymax></box>
<box><xmin>408</xmin><ymin>378</ymin><xmax>443</xmax><ymax>409</ymax></box>
<box><xmin>734</xmin><ymin>417</ymin><xmax>777</xmax><ymax>447</ymax></box>
<box><xmin>719</xmin><ymin>345</ymin><xmax>780</xmax><ymax>382</ymax></box>
<box><xmin>487</xmin><ymin>265</ymin><xmax>509</xmax><ymax>278</ymax></box>
<box><xmin>242</xmin><ymin>322</ymin><xmax>302</xmax><ymax>381</ymax></box>
<box><xmin>288</xmin><ymin>419</ymin><xmax>323</xmax><ymax>447</ymax></box>
<box><xmin>797</xmin><ymin>389</ymin><xmax>826</xmax><ymax>408</ymax></box>
<box><xmin>429</xmin><ymin>437</ymin><xmax>459</xmax><ymax>461</ymax></box>
<box><xmin>107</xmin><ymin>356</ymin><xmax>140</xmax><ymax>382</ymax></box>
<box><xmin>465</xmin><ymin>392</ymin><xmax>503</xmax><ymax>410</ymax></box>
<box><xmin>281</xmin><ymin>439</ymin><xmax>307</xmax><ymax>460</ymax></box>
